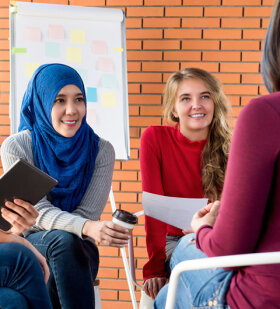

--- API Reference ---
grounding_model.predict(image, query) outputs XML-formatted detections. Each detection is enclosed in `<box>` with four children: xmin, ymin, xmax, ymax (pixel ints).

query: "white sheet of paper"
<box><xmin>142</xmin><ymin>191</ymin><xmax>208</xmax><ymax>230</ymax></box>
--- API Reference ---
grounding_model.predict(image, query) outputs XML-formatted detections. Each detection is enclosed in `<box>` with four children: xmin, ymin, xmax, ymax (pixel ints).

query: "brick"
<box><xmin>121</xmin><ymin>181</ymin><xmax>142</xmax><ymax>192</ymax></box>
<box><xmin>0</xmin><ymin>71</ymin><xmax>9</xmax><ymax>82</ymax></box>
<box><xmin>143</xmin><ymin>40</ymin><xmax>180</xmax><ymax>50</ymax></box>
<box><xmin>137</xmin><ymin>237</ymin><xmax>146</xmax><ymax>246</ymax></box>
<box><xmin>242</xmin><ymin>51</ymin><xmax>262</xmax><ymax>62</ymax></box>
<box><xmin>127</xmin><ymin>51</ymin><xmax>162</xmax><ymax>61</ymax></box>
<box><xmin>113</xmin><ymin>171</ymin><xmax>138</xmax><ymax>181</ymax></box>
<box><xmin>0</xmin><ymin>62</ymin><xmax>10</xmax><ymax>71</ymax></box>
<box><xmin>128</xmin><ymin>73</ymin><xmax>162</xmax><ymax>83</ymax></box>
<box><xmin>205</xmin><ymin>7</ymin><xmax>242</xmax><ymax>17</ymax></box>
<box><xmin>141</xmin><ymin>83</ymin><xmax>165</xmax><ymax>94</ymax></box>
<box><xmin>0</xmin><ymin>83</ymin><xmax>9</xmax><ymax>92</ymax></box>
<box><xmin>126</xmin><ymin>18</ymin><xmax>142</xmax><ymax>28</ymax></box>
<box><xmin>126</xmin><ymin>29</ymin><xmax>162</xmax><ymax>39</ymax></box>
<box><xmin>165</xmin><ymin>29</ymin><xmax>201</xmax><ymax>39</ymax></box>
<box><xmin>129</xmin><ymin>105</ymin><xmax>139</xmax><ymax>116</ymax></box>
<box><xmin>145</xmin><ymin>0</ymin><xmax>181</xmax><ymax>4</ymax></box>
<box><xmin>243</xmin><ymin>29</ymin><xmax>267</xmax><ymax>39</ymax></box>
<box><xmin>0</xmin><ymin>126</ymin><xmax>10</xmax><ymax>135</ymax></box>
<box><xmin>0</xmin><ymin>19</ymin><xmax>8</xmax><ymax>28</ymax></box>
<box><xmin>122</xmin><ymin>160</ymin><xmax>140</xmax><ymax>170</ymax></box>
<box><xmin>213</xmin><ymin>73</ymin><xmax>241</xmax><ymax>84</ymax></box>
<box><xmin>204</xmin><ymin>29</ymin><xmax>241</xmax><ymax>39</ymax></box>
<box><xmin>227</xmin><ymin>96</ymin><xmax>240</xmax><ymax>106</ymax></box>
<box><xmin>99</xmin><ymin>290</ymin><xmax>118</xmax><ymax>300</ymax></box>
<box><xmin>128</xmin><ymin>94</ymin><xmax>162</xmax><ymax>105</ymax></box>
<box><xmin>0</xmin><ymin>51</ymin><xmax>9</xmax><ymax>61</ymax></box>
<box><xmin>142</xmin><ymin>61</ymin><xmax>179</xmax><ymax>72</ymax></box>
<box><xmin>220</xmin><ymin>62</ymin><xmax>259</xmax><ymax>73</ymax></box>
<box><xmin>70</xmin><ymin>0</ymin><xmax>104</xmax><ymax>4</ymax></box>
<box><xmin>241</xmin><ymin>73</ymin><xmax>263</xmax><ymax>84</ymax></box>
<box><xmin>262</xmin><ymin>18</ymin><xmax>270</xmax><ymax>29</ymax></box>
<box><xmin>203</xmin><ymin>51</ymin><xmax>240</xmax><ymax>62</ymax></box>
<box><xmin>229</xmin><ymin>106</ymin><xmax>243</xmax><ymax>118</ymax></box>
<box><xmin>143</xmin><ymin>17</ymin><xmax>180</xmax><ymax>28</ymax></box>
<box><xmin>130</xmin><ymin>137</ymin><xmax>141</xmax><ymax>148</ymax></box>
<box><xmin>180</xmin><ymin>62</ymin><xmax>219</xmax><ymax>72</ymax></box>
<box><xmin>127</xmin><ymin>62</ymin><xmax>141</xmax><ymax>72</ymax></box>
<box><xmin>259</xmin><ymin>85</ymin><xmax>269</xmax><ymax>96</ymax></box>
<box><xmin>0</xmin><ymin>97</ymin><xmax>9</xmax><ymax>107</ymax></box>
<box><xmin>101</xmin><ymin>301</ymin><xmax>133</xmax><ymax>309</ymax></box>
<box><xmin>183</xmin><ymin>0</ymin><xmax>221</xmax><ymax>4</ymax></box>
<box><xmin>112</xmin><ymin>181</ymin><xmax>120</xmax><ymax>191</ymax></box>
<box><xmin>126</xmin><ymin>40</ymin><xmax>142</xmax><ymax>50</ymax></box>
<box><xmin>129</xmin><ymin>116</ymin><xmax>161</xmax><ymax>126</ymax></box>
<box><xmin>221</xmin><ymin>18</ymin><xmax>260</xmax><ymax>28</ymax></box>
<box><xmin>262</xmin><ymin>0</ymin><xmax>275</xmax><ymax>4</ymax></box>
<box><xmin>241</xmin><ymin>96</ymin><xmax>256</xmax><ymax>105</ymax></box>
<box><xmin>164</xmin><ymin>51</ymin><xmax>201</xmax><ymax>61</ymax></box>
<box><xmin>182</xmin><ymin>40</ymin><xmax>219</xmax><ymax>50</ymax></box>
<box><xmin>106</xmin><ymin>0</ymin><xmax>143</xmax><ymax>5</ymax></box>
<box><xmin>223</xmin><ymin>0</ymin><xmax>261</xmax><ymax>4</ymax></box>
<box><xmin>128</xmin><ymin>83</ymin><xmax>140</xmax><ymax>93</ymax></box>
<box><xmin>223</xmin><ymin>84</ymin><xmax>258</xmax><ymax>95</ymax></box>
<box><xmin>244</xmin><ymin>7</ymin><xmax>273</xmax><ymax>17</ymax></box>
<box><xmin>0</xmin><ymin>30</ymin><xmax>9</xmax><ymax>40</ymax></box>
<box><xmin>140</xmin><ymin>106</ymin><xmax>162</xmax><ymax>116</ymax></box>
<box><xmin>130</xmin><ymin>127</ymin><xmax>140</xmax><ymax>138</ymax></box>
<box><xmin>182</xmin><ymin>18</ymin><xmax>220</xmax><ymax>28</ymax></box>
<box><xmin>99</xmin><ymin>246</ymin><xmax>119</xmax><ymax>256</ymax></box>
<box><xmin>0</xmin><ymin>41</ymin><xmax>9</xmax><ymax>49</ymax></box>
<box><xmin>221</xmin><ymin>40</ymin><xmax>260</xmax><ymax>50</ymax></box>
<box><xmin>100</xmin><ymin>279</ymin><xmax>129</xmax><ymax>290</ymax></box>
<box><xmin>34</xmin><ymin>0</ymin><xmax>68</xmax><ymax>4</ymax></box>
<box><xmin>127</xmin><ymin>7</ymin><xmax>163</xmax><ymax>17</ymax></box>
<box><xmin>0</xmin><ymin>8</ymin><xmax>8</xmax><ymax>18</ymax></box>
<box><xmin>165</xmin><ymin>7</ymin><xmax>203</xmax><ymax>17</ymax></box>
<box><xmin>119</xmin><ymin>290</ymin><xmax>141</xmax><ymax>301</ymax></box>
<box><xmin>130</xmin><ymin>149</ymin><xmax>139</xmax><ymax>159</ymax></box>
<box><xmin>0</xmin><ymin>115</ymin><xmax>10</xmax><ymax>125</ymax></box>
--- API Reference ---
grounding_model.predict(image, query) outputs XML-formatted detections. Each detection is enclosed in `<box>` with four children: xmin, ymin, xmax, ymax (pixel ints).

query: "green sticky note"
<box><xmin>101</xmin><ymin>92</ymin><xmax>116</xmax><ymax>108</ymax></box>
<box><xmin>101</xmin><ymin>74</ymin><xmax>117</xmax><ymax>89</ymax></box>
<box><xmin>25</xmin><ymin>63</ymin><xmax>40</xmax><ymax>78</ymax></box>
<box><xmin>70</xmin><ymin>29</ymin><xmax>85</xmax><ymax>44</ymax></box>
<box><xmin>12</xmin><ymin>47</ymin><xmax>27</xmax><ymax>53</ymax></box>
<box><xmin>66</xmin><ymin>47</ymin><xmax>82</xmax><ymax>63</ymax></box>
<box><xmin>45</xmin><ymin>42</ymin><xmax>60</xmax><ymax>58</ymax></box>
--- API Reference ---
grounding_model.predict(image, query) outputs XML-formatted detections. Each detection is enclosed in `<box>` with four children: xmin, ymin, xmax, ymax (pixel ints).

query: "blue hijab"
<box><xmin>19</xmin><ymin>63</ymin><xmax>100</xmax><ymax>212</ymax></box>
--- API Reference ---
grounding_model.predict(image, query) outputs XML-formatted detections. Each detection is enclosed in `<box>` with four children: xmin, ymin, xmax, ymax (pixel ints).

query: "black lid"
<box><xmin>112</xmin><ymin>209</ymin><xmax>138</xmax><ymax>225</ymax></box>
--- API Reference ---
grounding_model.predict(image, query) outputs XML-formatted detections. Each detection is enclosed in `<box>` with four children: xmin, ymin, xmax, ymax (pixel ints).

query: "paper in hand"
<box><xmin>142</xmin><ymin>191</ymin><xmax>208</xmax><ymax>230</ymax></box>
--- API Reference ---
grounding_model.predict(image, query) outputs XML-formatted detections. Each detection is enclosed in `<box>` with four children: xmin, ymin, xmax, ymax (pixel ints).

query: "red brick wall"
<box><xmin>0</xmin><ymin>0</ymin><xmax>275</xmax><ymax>307</ymax></box>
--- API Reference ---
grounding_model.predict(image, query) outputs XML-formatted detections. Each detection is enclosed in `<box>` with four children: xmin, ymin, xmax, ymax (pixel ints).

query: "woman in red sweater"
<box><xmin>155</xmin><ymin>1</ymin><xmax>280</xmax><ymax>308</ymax></box>
<box><xmin>140</xmin><ymin>68</ymin><xmax>231</xmax><ymax>299</ymax></box>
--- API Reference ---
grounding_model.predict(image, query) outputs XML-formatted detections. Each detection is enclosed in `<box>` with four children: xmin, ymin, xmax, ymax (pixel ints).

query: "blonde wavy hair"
<box><xmin>163</xmin><ymin>68</ymin><xmax>232</xmax><ymax>201</ymax></box>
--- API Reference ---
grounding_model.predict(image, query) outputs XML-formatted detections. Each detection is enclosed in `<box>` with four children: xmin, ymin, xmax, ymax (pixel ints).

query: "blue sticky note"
<box><xmin>45</xmin><ymin>42</ymin><xmax>60</xmax><ymax>58</ymax></box>
<box><xmin>87</xmin><ymin>87</ymin><xmax>97</xmax><ymax>102</ymax></box>
<box><xmin>101</xmin><ymin>74</ymin><xmax>117</xmax><ymax>88</ymax></box>
<box><xmin>76</xmin><ymin>68</ymin><xmax>87</xmax><ymax>83</ymax></box>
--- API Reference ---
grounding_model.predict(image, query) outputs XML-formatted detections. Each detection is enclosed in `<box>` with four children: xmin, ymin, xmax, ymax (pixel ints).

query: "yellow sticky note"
<box><xmin>101</xmin><ymin>92</ymin><xmax>116</xmax><ymax>108</ymax></box>
<box><xmin>70</xmin><ymin>29</ymin><xmax>85</xmax><ymax>44</ymax></box>
<box><xmin>66</xmin><ymin>47</ymin><xmax>82</xmax><ymax>63</ymax></box>
<box><xmin>25</xmin><ymin>63</ymin><xmax>40</xmax><ymax>78</ymax></box>
<box><xmin>114</xmin><ymin>48</ymin><xmax>123</xmax><ymax>52</ymax></box>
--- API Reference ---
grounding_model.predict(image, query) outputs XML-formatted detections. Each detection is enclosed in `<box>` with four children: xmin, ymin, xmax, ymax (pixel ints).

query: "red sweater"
<box><xmin>197</xmin><ymin>92</ymin><xmax>280</xmax><ymax>308</ymax></box>
<box><xmin>140</xmin><ymin>125</ymin><xmax>206</xmax><ymax>280</ymax></box>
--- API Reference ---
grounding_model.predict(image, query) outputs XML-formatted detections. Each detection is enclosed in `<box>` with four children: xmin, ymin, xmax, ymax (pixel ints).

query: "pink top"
<box><xmin>197</xmin><ymin>92</ymin><xmax>280</xmax><ymax>308</ymax></box>
<box><xmin>140</xmin><ymin>125</ymin><xmax>205</xmax><ymax>281</ymax></box>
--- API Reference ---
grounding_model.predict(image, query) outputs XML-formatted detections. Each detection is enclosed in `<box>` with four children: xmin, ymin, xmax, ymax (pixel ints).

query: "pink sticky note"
<box><xmin>48</xmin><ymin>24</ymin><xmax>64</xmax><ymax>40</ymax></box>
<box><xmin>87</xmin><ymin>108</ymin><xmax>97</xmax><ymax>124</ymax></box>
<box><xmin>92</xmin><ymin>40</ymin><xmax>107</xmax><ymax>55</ymax></box>
<box><xmin>96</xmin><ymin>57</ymin><xmax>114</xmax><ymax>72</ymax></box>
<box><xmin>25</xmin><ymin>27</ymin><xmax>41</xmax><ymax>42</ymax></box>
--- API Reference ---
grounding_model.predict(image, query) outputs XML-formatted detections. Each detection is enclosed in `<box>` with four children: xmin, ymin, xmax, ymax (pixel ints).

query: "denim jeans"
<box><xmin>0</xmin><ymin>242</ymin><xmax>52</xmax><ymax>309</ymax></box>
<box><xmin>26</xmin><ymin>230</ymin><xmax>99</xmax><ymax>309</ymax></box>
<box><xmin>154</xmin><ymin>233</ymin><xmax>234</xmax><ymax>309</ymax></box>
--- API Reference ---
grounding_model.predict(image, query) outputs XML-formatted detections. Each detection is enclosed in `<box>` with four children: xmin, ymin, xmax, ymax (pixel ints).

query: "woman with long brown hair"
<box><xmin>140</xmin><ymin>67</ymin><xmax>231</xmax><ymax>299</ymax></box>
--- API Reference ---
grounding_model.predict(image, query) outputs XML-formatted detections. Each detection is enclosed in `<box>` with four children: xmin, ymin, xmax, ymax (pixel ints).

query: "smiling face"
<box><xmin>51</xmin><ymin>84</ymin><xmax>86</xmax><ymax>138</ymax></box>
<box><xmin>173</xmin><ymin>78</ymin><xmax>214</xmax><ymax>141</ymax></box>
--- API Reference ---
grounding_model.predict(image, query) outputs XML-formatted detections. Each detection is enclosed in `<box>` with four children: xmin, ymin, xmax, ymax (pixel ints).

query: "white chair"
<box><xmin>93</xmin><ymin>279</ymin><xmax>102</xmax><ymax>309</ymax></box>
<box><xmin>165</xmin><ymin>251</ymin><xmax>280</xmax><ymax>309</ymax></box>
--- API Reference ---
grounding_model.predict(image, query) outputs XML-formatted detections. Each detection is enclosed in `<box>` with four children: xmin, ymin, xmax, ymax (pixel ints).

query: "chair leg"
<box><xmin>94</xmin><ymin>279</ymin><xmax>102</xmax><ymax>309</ymax></box>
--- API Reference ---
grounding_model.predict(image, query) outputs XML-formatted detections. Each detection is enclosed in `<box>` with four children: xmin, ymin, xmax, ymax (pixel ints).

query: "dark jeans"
<box><xmin>0</xmin><ymin>242</ymin><xmax>52</xmax><ymax>309</ymax></box>
<box><xmin>27</xmin><ymin>230</ymin><xmax>99</xmax><ymax>309</ymax></box>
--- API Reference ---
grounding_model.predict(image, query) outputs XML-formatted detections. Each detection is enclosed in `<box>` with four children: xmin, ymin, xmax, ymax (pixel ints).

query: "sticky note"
<box><xmin>86</xmin><ymin>87</ymin><xmax>98</xmax><ymax>102</ymax></box>
<box><xmin>92</xmin><ymin>40</ymin><xmax>107</xmax><ymax>55</ymax></box>
<box><xmin>25</xmin><ymin>27</ymin><xmax>41</xmax><ymax>42</ymax></box>
<box><xmin>48</xmin><ymin>24</ymin><xmax>64</xmax><ymax>40</ymax></box>
<box><xmin>70</xmin><ymin>29</ymin><xmax>85</xmax><ymax>44</ymax></box>
<box><xmin>86</xmin><ymin>107</ymin><xmax>97</xmax><ymax>124</ymax></box>
<box><xmin>114</xmin><ymin>48</ymin><xmax>123</xmax><ymax>52</ymax></box>
<box><xmin>66</xmin><ymin>47</ymin><xmax>82</xmax><ymax>63</ymax></box>
<box><xmin>101</xmin><ymin>74</ymin><xmax>117</xmax><ymax>89</ymax></box>
<box><xmin>101</xmin><ymin>92</ymin><xmax>116</xmax><ymax>107</ymax></box>
<box><xmin>25</xmin><ymin>63</ymin><xmax>40</xmax><ymax>78</ymax></box>
<box><xmin>11</xmin><ymin>47</ymin><xmax>27</xmax><ymax>53</ymax></box>
<box><xmin>45</xmin><ymin>42</ymin><xmax>60</xmax><ymax>58</ymax></box>
<box><xmin>97</xmin><ymin>57</ymin><xmax>114</xmax><ymax>72</ymax></box>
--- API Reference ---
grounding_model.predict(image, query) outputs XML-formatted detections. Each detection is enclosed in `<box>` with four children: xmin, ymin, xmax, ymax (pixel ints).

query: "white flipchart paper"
<box><xmin>142</xmin><ymin>191</ymin><xmax>208</xmax><ymax>230</ymax></box>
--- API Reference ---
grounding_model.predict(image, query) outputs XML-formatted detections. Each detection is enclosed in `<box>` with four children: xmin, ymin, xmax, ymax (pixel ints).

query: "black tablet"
<box><xmin>0</xmin><ymin>159</ymin><xmax>57</xmax><ymax>231</ymax></box>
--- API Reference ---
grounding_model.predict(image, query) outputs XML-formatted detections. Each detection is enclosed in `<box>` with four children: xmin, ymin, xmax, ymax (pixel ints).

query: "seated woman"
<box><xmin>1</xmin><ymin>63</ymin><xmax>130</xmax><ymax>309</ymax></box>
<box><xmin>154</xmin><ymin>1</ymin><xmax>280</xmax><ymax>308</ymax></box>
<box><xmin>140</xmin><ymin>67</ymin><xmax>231</xmax><ymax>299</ymax></box>
<box><xmin>0</xmin><ymin>199</ymin><xmax>52</xmax><ymax>309</ymax></box>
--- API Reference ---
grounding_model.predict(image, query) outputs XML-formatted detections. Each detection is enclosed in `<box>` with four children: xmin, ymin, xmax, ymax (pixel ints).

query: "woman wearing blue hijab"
<box><xmin>1</xmin><ymin>63</ymin><xmax>130</xmax><ymax>308</ymax></box>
